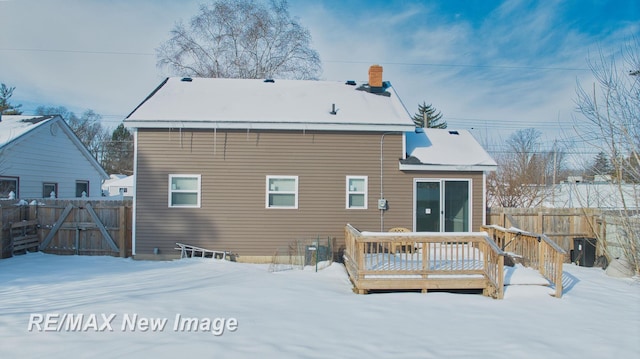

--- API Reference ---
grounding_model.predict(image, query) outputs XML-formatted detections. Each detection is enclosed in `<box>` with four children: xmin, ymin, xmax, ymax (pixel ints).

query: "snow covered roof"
<box><xmin>102</xmin><ymin>174</ymin><xmax>130</xmax><ymax>189</ymax></box>
<box><xmin>0</xmin><ymin>114</ymin><xmax>109</xmax><ymax>179</ymax></box>
<box><xmin>124</xmin><ymin>77</ymin><xmax>415</xmax><ymax>132</ymax></box>
<box><xmin>543</xmin><ymin>182</ymin><xmax>639</xmax><ymax>209</ymax></box>
<box><xmin>107</xmin><ymin>175</ymin><xmax>133</xmax><ymax>188</ymax></box>
<box><xmin>401</xmin><ymin>129</ymin><xmax>497</xmax><ymax>171</ymax></box>
<box><xmin>0</xmin><ymin>115</ymin><xmax>55</xmax><ymax>148</ymax></box>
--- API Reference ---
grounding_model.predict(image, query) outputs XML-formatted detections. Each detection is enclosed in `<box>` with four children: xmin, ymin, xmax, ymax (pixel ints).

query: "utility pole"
<box><xmin>552</xmin><ymin>142</ymin><xmax>557</xmax><ymax>206</ymax></box>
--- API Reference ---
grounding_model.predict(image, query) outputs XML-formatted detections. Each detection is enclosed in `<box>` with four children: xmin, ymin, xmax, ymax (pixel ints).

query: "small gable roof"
<box><xmin>402</xmin><ymin>129</ymin><xmax>497</xmax><ymax>171</ymax></box>
<box><xmin>124</xmin><ymin>77</ymin><xmax>415</xmax><ymax>132</ymax></box>
<box><xmin>0</xmin><ymin>114</ymin><xmax>109</xmax><ymax>179</ymax></box>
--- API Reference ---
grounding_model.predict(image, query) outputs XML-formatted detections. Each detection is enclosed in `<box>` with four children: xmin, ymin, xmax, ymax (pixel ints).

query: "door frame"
<box><xmin>413</xmin><ymin>178</ymin><xmax>473</xmax><ymax>232</ymax></box>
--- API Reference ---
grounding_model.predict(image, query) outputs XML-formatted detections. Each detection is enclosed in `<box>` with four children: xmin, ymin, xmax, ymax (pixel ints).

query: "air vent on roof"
<box><xmin>448</xmin><ymin>130</ymin><xmax>459</xmax><ymax>135</ymax></box>
<box><xmin>264</xmin><ymin>79</ymin><xmax>275</xmax><ymax>83</ymax></box>
<box><xmin>345</xmin><ymin>80</ymin><xmax>356</xmax><ymax>86</ymax></box>
<box><xmin>181</xmin><ymin>77</ymin><xmax>192</xmax><ymax>82</ymax></box>
<box><xmin>330</xmin><ymin>104</ymin><xmax>338</xmax><ymax>115</ymax></box>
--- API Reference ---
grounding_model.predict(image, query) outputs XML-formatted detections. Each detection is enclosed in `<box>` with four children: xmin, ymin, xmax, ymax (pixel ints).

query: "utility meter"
<box><xmin>377</xmin><ymin>198</ymin><xmax>388</xmax><ymax>210</ymax></box>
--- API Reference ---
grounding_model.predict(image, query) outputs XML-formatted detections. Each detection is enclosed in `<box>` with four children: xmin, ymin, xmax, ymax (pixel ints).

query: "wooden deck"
<box><xmin>343</xmin><ymin>224</ymin><xmax>505</xmax><ymax>299</ymax></box>
<box><xmin>343</xmin><ymin>224</ymin><xmax>567</xmax><ymax>299</ymax></box>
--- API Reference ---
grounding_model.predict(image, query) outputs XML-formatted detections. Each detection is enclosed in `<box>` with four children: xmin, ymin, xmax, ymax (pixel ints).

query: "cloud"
<box><xmin>0</xmin><ymin>0</ymin><xmax>201</xmax><ymax>123</ymax></box>
<box><xmin>1</xmin><ymin>0</ymin><xmax>637</xmax><ymax>147</ymax></box>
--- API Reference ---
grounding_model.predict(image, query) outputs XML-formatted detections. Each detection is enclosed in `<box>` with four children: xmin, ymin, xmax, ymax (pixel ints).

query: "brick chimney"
<box><xmin>368</xmin><ymin>65</ymin><xmax>383</xmax><ymax>88</ymax></box>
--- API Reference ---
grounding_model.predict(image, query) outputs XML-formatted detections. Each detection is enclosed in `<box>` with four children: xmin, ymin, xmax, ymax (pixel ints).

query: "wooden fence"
<box><xmin>0</xmin><ymin>199</ymin><xmax>132</xmax><ymax>258</ymax></box>
<box><xmin>487</xmin><ymin>208</ymin><xmax>603</xmax><ymax>256</ymax></box>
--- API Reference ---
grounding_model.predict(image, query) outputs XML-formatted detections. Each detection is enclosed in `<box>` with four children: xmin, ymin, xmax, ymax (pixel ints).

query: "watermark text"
<box><xmin>27</xmin><ymin>313</ymin><xmax>238</xmax><ymax>336</ymax></box>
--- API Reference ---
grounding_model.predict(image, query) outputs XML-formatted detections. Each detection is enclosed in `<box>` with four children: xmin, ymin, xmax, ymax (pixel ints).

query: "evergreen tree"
<box><xmin>412</xmin><ymin>102</ymin><xmax>446</xmax><ymax>128</ymax></box>
<box><xmin>102</xmin><ymin>124</ymin><xmax>133</xmax><ymax>175</ymax></box>
<box><xmin>0</xmin><ymin>83</ymin><xmax>23</xmax><ymax>115</ymax></box>
<box><xmin>590</xmin><ymin>151</ymin><xmax>613</xmax><ymax>178</ymax></box>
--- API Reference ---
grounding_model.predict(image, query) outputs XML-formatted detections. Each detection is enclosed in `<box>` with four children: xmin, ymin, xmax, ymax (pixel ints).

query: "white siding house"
<box><xmin>0</xmin><ymin>115</ymin><xmax>109</xmax><ymax>199</ymax></box>
<box><xmin>102</xmin><ymin>174</ymin><xmax>134</xmax><ymax>198</ymax></box>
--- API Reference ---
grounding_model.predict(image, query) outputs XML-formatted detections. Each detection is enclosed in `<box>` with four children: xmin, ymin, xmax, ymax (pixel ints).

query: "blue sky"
<box><xmin>1</xmin><ymin>0</ymin><xmax>638</xmax><ymax>163</ymax></box>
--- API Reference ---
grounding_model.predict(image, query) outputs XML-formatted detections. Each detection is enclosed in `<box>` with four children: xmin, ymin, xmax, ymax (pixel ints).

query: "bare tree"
<box><xmin>156</xmin><ymin>0</ymin><xmax>321</xmax><ymax>80</ymax></box>
<box><xmin>574</xmin><ymin>37</ymin><xmax>640</xmax><ymax>274</ymax></box>
<box><xmin>487</xmin><ymin>128</ymin><xmax>565</xmax><ymax>208</ymax></box>
<box><xmin>35</xmin><ymin>106</ymin><xmax>109</xmax><ymax>162</ymax></box>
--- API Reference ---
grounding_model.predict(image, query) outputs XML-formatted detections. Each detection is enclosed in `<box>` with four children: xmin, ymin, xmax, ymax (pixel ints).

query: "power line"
<box><xmin>324</xmin><ymin>59</ymin><xmax>590</xmax><ymax>72</ymax></box>
<box><xmin>0</xmin><ymin>47</ymin><xmax>590</xmax><ymax>72</ymax></box>
<box><xmin>0</xmin><ymin>48</ymin><xmax>154</xmax><ymax>56</ymax></box>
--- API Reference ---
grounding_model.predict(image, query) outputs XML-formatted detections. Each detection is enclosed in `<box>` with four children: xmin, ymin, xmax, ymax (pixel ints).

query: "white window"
<box><xmin>266</xmin><ymin>176</ymin><xmax>298</xmax><ymax>209</ymax></box>
<box><xmin>169</xmin><ymin>175</ymin><xmax>201</xmax><ymax>208</ymax></box>
<box><xmin>346</xmin><ymin>176</ymin><xmax>368</xmax><ymax>209</ymax></box>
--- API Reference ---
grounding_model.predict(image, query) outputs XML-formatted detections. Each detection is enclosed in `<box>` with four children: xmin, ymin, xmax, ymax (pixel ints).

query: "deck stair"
<box><xmin>175</xmin><ymin>242</ymin><xmax>228</xmax><ymax>260</ymax></box>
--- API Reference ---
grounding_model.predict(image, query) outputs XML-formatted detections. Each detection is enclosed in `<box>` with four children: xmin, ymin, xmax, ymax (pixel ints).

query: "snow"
<box><xmin>1</xmin><ymin>253</ymin><xmax>638</xmax><ymax>358</ymax></box>
<box><xmin>543</xmin><ymin>182</ymin><xmax>640</xmax><ymax>209</ymax></box>
<box><xmin>403</xmin><ymin>129</ymin><xmax>497</xmax><ymax>170</ymax></box>
<box><xmin>124</xmin><ymin>77</ymin><xmax>415</xmax><ymax>132</ymax></box>
<box><xmin>0</xmin><ymin>115</ymin><xmax>53</xmax><ymax>148</ymax></box>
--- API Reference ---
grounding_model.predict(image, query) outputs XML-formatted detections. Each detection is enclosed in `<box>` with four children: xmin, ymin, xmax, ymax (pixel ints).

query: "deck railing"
<box><xmin>481</xmin><ymin>224</ymin><xmax>566</xmax><ymax>298</ymax></box>
<box><xmin>344</xmin><ymin>224</ymin><xmax>505</xmax><ymax>299</ymax></box>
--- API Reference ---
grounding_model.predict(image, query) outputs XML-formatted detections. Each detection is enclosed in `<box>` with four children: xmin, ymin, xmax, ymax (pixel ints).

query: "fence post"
<box><xmin>29</xmin><ymin>204</ymin><xmax>37</xmax><ymax>221</ymax></box>
<box><xmin>537</xmin><ymin>212</ymin><xmax>544</xmax><ymax>234</ymax></box>
<box><xmin>119</xmin><ymin>206</ymin><xmax>126</xmax><ymax>258</ymax></box>
<box><xmin>0</xmin><ymin>206</ymin><xmax>4</xmax><ymax>258</ymax></box>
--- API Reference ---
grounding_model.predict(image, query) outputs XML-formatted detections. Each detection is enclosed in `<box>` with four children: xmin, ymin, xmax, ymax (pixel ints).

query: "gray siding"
<box><xmin>2</xmin><ymin>120</ymin><xmax>105</xmax><ymax>199</ymax></box>
<box><xmin>134</xmin><ymin>129</ymin><xmax>486</xmax><ymax>257</ymax></box>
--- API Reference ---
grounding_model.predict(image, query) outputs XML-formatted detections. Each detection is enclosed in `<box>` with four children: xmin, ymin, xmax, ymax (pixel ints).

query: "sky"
<box><xmin>1</xmin><ymin>252</ymin><xmax>639</xmax><ymax>358</ymax></box>
<box><xmin>1</xmin><ymin>0</ymin><xmax>638</xmax><ymax>163</ymax></box>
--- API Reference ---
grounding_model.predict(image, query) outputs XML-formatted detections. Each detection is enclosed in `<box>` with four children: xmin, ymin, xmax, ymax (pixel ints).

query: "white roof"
<box><xmin>107</xmin><ymin>175</ymin><xmax>133</xmax><ymax>188</ymax></box>
<box><xmin>402</xmin><ymin>129</ymin><xmax>497</xmax><ymax>171</ymax></box>
<box><xmin>544</xmin><ymin>183</ymin><xmax>640</xmax><ymax>209</ymax></box>
<box><xmin>102</xmin><ymin>174</ymin><xmax>130</xmax><ymax>189</ymax></box>
<box><xmin>0</xmin><ymin>115</ymin><xmax>54</xmax><ymax>148</ymax></box>
<box><xmin>124</xmin><ymin>77</ymin><xmax>415</xmax><ymax>132</ymax></box>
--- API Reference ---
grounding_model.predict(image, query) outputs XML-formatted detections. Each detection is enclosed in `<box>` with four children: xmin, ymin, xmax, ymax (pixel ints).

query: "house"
<box><xmin>102</xmin><ymin>174</ymin><xmax>134</xmax><ymax>198</ymax></box>
<box><xmin>124</xmin><ymin>66</ymin><xmax>497</xmax><ymax>261</ymax></box>
<box><xmin>544</xmin><ymin>181</ymin><xmax>639</xmax><ymax>209</ymax></box>
<box><xmin>0</xmin><ymin>114</ymin><xmax>109</xmax><ymax>199</ymax></box>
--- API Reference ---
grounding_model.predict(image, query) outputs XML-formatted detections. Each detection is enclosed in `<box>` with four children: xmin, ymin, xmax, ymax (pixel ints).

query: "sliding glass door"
<box><xmin>415</xmin><ymin>179</ymin><xmax>470</xmax><ymax>232</ymax></box>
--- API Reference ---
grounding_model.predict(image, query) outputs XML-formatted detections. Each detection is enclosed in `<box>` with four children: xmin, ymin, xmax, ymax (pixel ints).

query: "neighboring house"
<box><xmin>102</xmin><ymin>174</ymin><xmax>134</xmax><ymax>198</ymax></box>
<box><xmin>124</xmin><ymin>66</ymin><xmax>497</xmax><ymax>261</ymax></box>
<box><xmin>544</xmin><ymin>181</ymin><xmax>639</xmax><ymax>210</ymax></box>
<box><xmin>0</xmin><ymin>115</ymin><xmax>108</xmax><ymax>199</ymax></box>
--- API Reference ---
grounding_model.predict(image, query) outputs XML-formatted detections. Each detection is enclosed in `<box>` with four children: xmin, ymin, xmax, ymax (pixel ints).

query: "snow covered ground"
<box><xmin>1</xmin><ymin>253</ymin><xmax>638</xmax><ymax>358</ymax></box>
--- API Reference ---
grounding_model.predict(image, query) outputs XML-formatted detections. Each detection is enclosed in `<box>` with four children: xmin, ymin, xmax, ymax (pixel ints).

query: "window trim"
<box><xmin>168</xmin><ymin>174</ymin><xmax>201</xmax><ymax>208</ymax></box>
<box><xmin>75</xmin><ymin>180</ymin><xmax>90</xmax><ymax>198</ymax></box>
<box><xmin>0</xmin><ymin>176</ymin><xmax>19</xmax><ymax>198</ymax></box>
<box><xmin>266</xmin><ymin>175</ymin><xmax>299</xmax><ymax>209</ymax></box>
<box><xmin>346</xmin><ymin>176</ymin><xmax>368</xmax><ymax>209</ymax></box>
<box><xmin>43</xmin><ymin>182</ymin><xmax>58</xmax><ymax>198</ymax></box>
